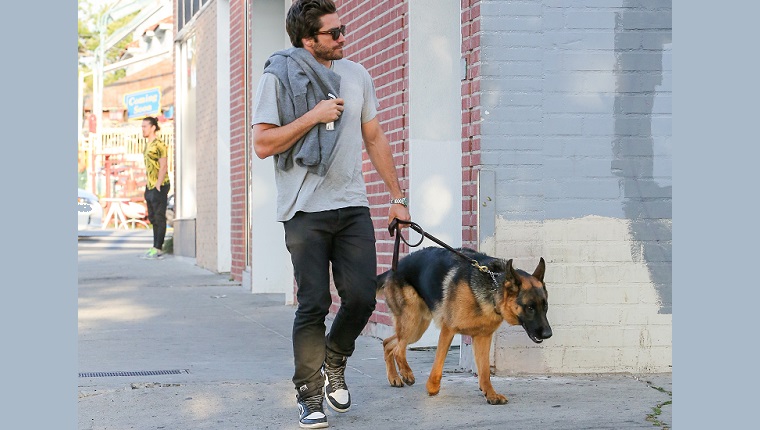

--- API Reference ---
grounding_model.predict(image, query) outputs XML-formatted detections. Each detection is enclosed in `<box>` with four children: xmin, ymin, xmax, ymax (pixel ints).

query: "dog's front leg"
<box><xmin>383</xmin><ymin>335</ymin><xmax>404</xmax><ymax>387</ymax></box>
<box><xmin>426</xmin><ymin>325</ymin><xmax>456</xmax><ymax>396</ymax></box>
<box><xmin>472</xmin><ymin>334</ymin><xmax>508</xmax><ymax>404</ymax></box>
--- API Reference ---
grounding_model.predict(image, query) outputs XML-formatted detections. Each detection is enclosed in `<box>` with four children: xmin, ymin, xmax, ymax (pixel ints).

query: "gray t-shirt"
<box><xmin>252</xmin><ymin>58</ymin><xmax>379</xmax><ymax>222</ymax></box>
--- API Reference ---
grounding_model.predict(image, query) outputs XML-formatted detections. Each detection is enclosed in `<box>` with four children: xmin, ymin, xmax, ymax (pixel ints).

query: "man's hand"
<box><xmin>312</xmin><ymin>97</ymin><xmax>344</xmax><ymax>123</ymax></box>
<box><xmin>388</xmin><ymin>203</ymin><xmax>411</xmax><ymax>228</ymax></box>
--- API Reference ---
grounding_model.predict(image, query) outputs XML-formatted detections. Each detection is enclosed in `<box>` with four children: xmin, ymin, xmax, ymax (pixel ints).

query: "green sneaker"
<box><xmin>140</xmin><ymin>248</ymin><xmax>163</xmax><ymax>260</ymax></box>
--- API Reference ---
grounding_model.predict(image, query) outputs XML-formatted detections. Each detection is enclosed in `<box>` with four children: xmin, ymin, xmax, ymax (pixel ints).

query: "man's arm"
<box><xmin>252</xmin><ymin>98</ymin><xmax>344</xmax><ymax>159</ymax></box>
<box><xmin>156</xmin><ymin>157</ymin><xmax>167</xmax><ymax>192</ymax></box>
<box><xmin>362</xmin><ymin>117</ymin><xmax>411</xmax><ymax>226</ymax></box>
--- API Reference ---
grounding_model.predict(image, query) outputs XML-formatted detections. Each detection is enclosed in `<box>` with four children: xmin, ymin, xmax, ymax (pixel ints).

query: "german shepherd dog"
<box><xmin>376</xmin><ymin>247</ymin><xmax>551</xmax><ymax>404</ymax></box>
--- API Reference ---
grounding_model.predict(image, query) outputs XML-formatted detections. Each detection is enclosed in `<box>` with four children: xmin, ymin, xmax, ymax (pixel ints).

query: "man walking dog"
<box><xmin>251</xmin><ymin>0</ymin><xmax>410</xmax><ymax>427</ymax></box>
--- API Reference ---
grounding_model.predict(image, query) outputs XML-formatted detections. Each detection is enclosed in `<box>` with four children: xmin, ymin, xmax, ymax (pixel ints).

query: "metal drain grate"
<box><xmin>79</xmin><ymin>369</ymin><xmax>190</xmax><ymax>378</ymax></box>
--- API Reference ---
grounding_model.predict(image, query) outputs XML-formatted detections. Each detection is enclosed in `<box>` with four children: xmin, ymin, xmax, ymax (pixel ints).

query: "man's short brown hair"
<box><xmin>286</xmin><ymin>0</ymin><xmax>337</xmax><ymax>48</ymax></box>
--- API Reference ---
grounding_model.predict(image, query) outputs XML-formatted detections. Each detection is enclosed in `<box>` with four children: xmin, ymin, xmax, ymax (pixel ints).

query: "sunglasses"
<box><xmin>314</xmin><ymin>25</ymin><xmax>346</xmax><ymax>41</ymax></box>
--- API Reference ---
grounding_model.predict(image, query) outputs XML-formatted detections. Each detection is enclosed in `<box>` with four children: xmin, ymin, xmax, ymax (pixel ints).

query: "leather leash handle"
<box><xmin>389</xmin><ymin>218</ymin><xmax>401</xmax><ymax>271</ymax></box>
<box><xmin>389</xmin><ymin>218</ymin><xmax>427</xmax><ymax>271</ymax></box>
<box><xmin>388</xmin><ymin>218</ymin><xmax>399</xmax><ymax>236</ymax></box>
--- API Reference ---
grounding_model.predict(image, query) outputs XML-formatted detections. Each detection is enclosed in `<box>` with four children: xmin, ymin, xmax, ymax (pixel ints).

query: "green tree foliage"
<box><xmin>78</xmin><ymin>0</ymin><xmax>139</xmax><ymax>91</ymax></box>
<box><xmin>78</xmin><ymin>1</ymin><xmax>98</xmax><ymax>65</ymax></box>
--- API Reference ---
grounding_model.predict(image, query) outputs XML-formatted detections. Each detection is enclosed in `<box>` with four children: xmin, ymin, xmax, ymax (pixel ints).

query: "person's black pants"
<box><xmin>144</xmin><ymin>184</ymin><xmax>170</xmax><ymax>250</ymax></box>
<box><xmin>283</xmin><ymin>206</ymin><xmax>377</xmax><ymax>399</ymax></box>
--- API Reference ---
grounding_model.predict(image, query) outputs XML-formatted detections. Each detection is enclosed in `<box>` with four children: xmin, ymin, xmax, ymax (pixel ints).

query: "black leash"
<box><xmin>388</xmin><ymin>218</ymin><xmax>499</xmax><ymax>286</ymax></box>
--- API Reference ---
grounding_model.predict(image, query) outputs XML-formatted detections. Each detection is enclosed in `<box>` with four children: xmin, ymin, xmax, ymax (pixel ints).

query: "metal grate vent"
<box><xmin>79</xmin><ymin>369</ymin><xmax>190</xmax><ymax>378</ymax></box>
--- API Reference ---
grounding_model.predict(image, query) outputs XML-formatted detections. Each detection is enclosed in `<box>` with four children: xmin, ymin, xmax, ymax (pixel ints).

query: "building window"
<box><xmin>177</xmin><ymin>0</ymin><xmax>210</xmax><ymax>32</ymax></box>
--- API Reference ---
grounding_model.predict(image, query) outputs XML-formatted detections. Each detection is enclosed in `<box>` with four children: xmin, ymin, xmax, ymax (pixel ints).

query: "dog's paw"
<box><xmin>388</xmin><ymin>376</ymin><xmax>405</xmax><ymax>388</ymax></box>
<box><xmin>485</xmin><ymin>393</ymin><xmax>509</xmax><ymax>405</ymax></box>
<box><xmin>401</xmin><ymin>373</ymin><xmax>416</xmax><ymax>386</ymax></box>
<box><xmin>426</xmin><ymin>380</ymin><xmax>440</xmax><ymax>396</ymax></box>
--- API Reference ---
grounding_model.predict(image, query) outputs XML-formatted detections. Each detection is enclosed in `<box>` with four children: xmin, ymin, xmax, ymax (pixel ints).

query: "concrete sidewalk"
<box><xmin>78</xmin><ymin>248</ymin><xmax>672</xmax><ymax>430</ymax></box>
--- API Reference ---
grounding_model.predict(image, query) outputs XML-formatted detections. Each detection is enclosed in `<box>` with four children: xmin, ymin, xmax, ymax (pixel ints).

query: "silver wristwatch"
<box><xmin>390</xmin><ymin>197</ymin><xmax>408</xmax><ymax>207</ymax></box>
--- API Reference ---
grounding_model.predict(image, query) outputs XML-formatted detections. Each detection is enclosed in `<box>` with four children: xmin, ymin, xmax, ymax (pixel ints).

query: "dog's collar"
<box><xmin>478</xmin><ymin>265</ymin><xmax>499</xmax><ymax>289</ymax></box>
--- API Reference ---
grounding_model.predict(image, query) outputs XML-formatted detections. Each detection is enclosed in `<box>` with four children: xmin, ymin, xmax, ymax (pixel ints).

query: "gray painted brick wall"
<box><xmin>480</xmin><ymin>0</ymin><xmax>671</xmax><ymax>217</ymax></box>
<box><xmin>479</xmin><ymin>0</ymin><xmax>671</xmax><ymax>312</ymax></box>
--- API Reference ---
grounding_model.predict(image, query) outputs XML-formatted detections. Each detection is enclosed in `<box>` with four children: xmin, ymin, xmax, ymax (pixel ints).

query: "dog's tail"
<box><xmin>376</xmin><ymin>270</ymin><xmax>392</xmax><ymax>291</ymax></box>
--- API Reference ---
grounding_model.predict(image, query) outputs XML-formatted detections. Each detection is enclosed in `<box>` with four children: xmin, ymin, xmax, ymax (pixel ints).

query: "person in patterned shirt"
<box><xmin>141</xmin><ymin>116</ymin><xmax>171</xmax><ymax>259</ymax></box>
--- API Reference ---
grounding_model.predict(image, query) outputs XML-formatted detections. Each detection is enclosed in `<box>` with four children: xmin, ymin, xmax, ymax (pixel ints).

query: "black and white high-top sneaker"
<box><xmin>297</xmin><ymin>393</ymin><xmax>328</xmax><ymax>429</ymax></box>
<box><xmin>323</xmin><ymin>355</ymin><xmax>350</xmax><ymax>413</ymax></box>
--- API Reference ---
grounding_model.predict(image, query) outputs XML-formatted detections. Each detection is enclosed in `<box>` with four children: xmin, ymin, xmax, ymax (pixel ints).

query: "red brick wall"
<box><xmin>460</xmin><ymin>0</ymin><xmax>481</xmax><ymax>345</ymax></box>
<box><xmin>229</xmin><ymin>0</ymin><xmax>250</xmax><ymax>281</ymax></box>
<box><xmin>461</xmin><ymin>0</ymin><xmax>481</xmax><ymax>250</ymax></box>
<box><xmin>337</xmin><ymin>0</ymin><xmax>410</xmax><ymax>327</ymax></box>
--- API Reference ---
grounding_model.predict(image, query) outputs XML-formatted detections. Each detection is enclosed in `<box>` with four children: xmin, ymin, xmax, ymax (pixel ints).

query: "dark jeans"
<box><xmin>283</xmin><ymin>206</ymin><xmax>377</xmax><ymax>399</ymax></box>
<box><xmin>144</xmin><ymin>184</ymin><xmax>170</xmax><ymax>250</ymax></box>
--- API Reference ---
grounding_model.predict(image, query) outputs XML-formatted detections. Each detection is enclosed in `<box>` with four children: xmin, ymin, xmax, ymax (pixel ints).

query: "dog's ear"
<box><xmin>505</xmin><ymin>259</ymin><xmax>520</xmax><ymax>294</ymax></box>
<box><xmin>532</xmin><ymin>257</ymin><xmax>546</xmax><ymax>282</ymax></box>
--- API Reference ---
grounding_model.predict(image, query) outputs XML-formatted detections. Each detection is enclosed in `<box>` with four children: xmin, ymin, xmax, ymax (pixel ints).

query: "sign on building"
<box><xmin>124</xmin><ymin>87</ymin><xmax>162</xmax><ymax>118</ymax></box>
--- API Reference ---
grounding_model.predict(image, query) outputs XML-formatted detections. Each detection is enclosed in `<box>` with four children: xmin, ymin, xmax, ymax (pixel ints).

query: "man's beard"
<box><xmin>312</xmin><ymin>41</ymin><xmax>343</xmax><ymax>62</ymax></box>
